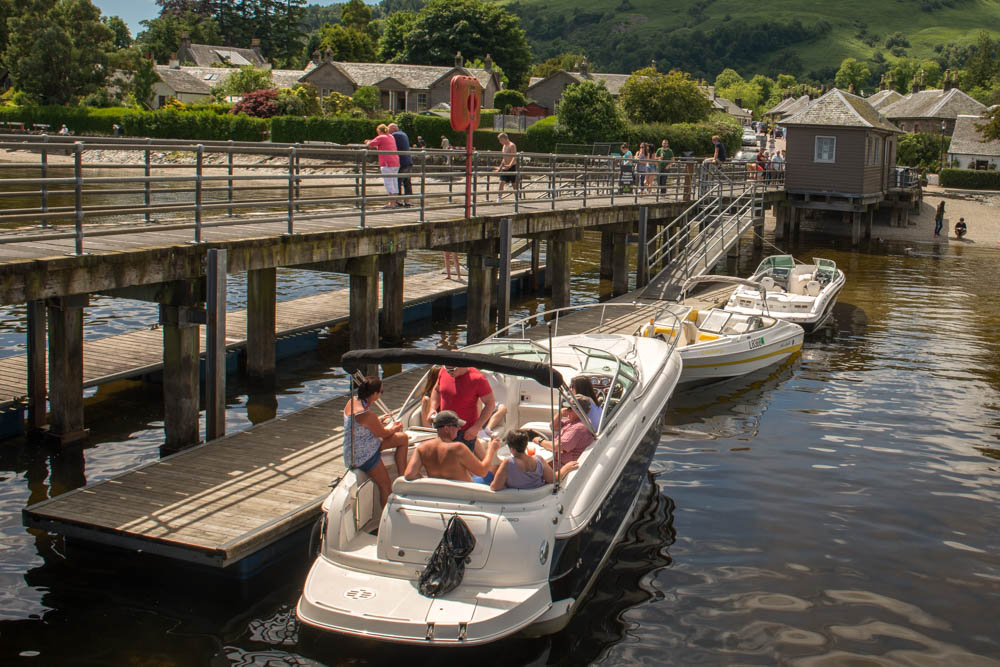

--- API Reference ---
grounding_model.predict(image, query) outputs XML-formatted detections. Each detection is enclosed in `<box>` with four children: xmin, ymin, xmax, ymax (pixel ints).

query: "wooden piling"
<box><xmin>466</xmin><ymin>241</ymin><xmax>493</xmax><ymax>345</ymax></box>
<box><xmin>379</xmin><ymin>253</ymin><xmax>405</xmax><ymax>343</ymax></box>
<box><xmin>46</xmin><ymin>296</ymin><xmax>87</xmax><ymax>445</ymax></box>
<box><xmin>246</xmin><ymin>267</ymin><xmax>277</xmax><ymax>380</ymax></box>
<box><xmin>550</xmin><ymin>237</ymin><xmax>571</xmax><ymax>309</ymax></box>
<box><xmin>161</xmin><ymin>306</ymin><xmax>200</xmax><ymax>450</ymax></box>
<box><xmin>347</xmin><ymin>255</ymin><xmax>379</xmax><ymax>370</ymax></box>
<box><xmin>612</xmin><ymin>232</ymin><xmax>628</xmax><ymax>296</ymax></box>
<box><xmin>26</xmin><ymin>300</ymin><xmax>46</xmax><ymax>434</ymax></box>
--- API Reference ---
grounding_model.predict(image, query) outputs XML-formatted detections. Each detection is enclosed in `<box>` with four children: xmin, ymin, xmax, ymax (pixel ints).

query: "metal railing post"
<box><xmin>419</xmin><ymin>149</ymin><xmax>427</xmax><ymax>222</ymax></box>
<box><xmin>192</xmin><ymin>144</ymin><xmax>204</xmax><ymax>242</ymax></box>
<box><xmin>294</xmin><ymin>143</ymin><xmax>302</xmax><ymax>207</ymax></box>
<box><xmin>226</xmin><ymin>139</ymin><xmax>234</xmax><ymax>216</ymax></box>
<box><xmin>582</xmin><ymin>157</ymin><xmax>588</xmax><ymax>207</ymax></box>
<box><xmin>144</xmin><ymin>137</ymin><xmax>152</xmax><ymax>223</ymax></box>
<box><xmin>360</xmin><ymin>149</ymin><xmax>367</xmax><ymax>228</ymax></box>
<box><xmin>610</xmin><ymin>156</ymin><xmax>616</xmax><ymax>206</ymax></box>
<box><xmin>550</xmin><ymin>154</ymin><xmax>556</xmax><ymax>210</ymax></box>
<box><xmin>472</xmin><ymin>150</ymin><xmax>479</xmax><ymax>217</ymax></box>
<box><xmin>39</xmin><ymin>135</ymin><xmax>48</xmax><ymax>225</ymax></box>
<box><xmin>73</xmin><ymin>142</ymin><xmax>84</xmax><ymax>254</ymax></box>
<box><xmin>513</xmin><ymin>152</ymin><xmax>520</xmax><ymax>214</ymax></box>
<box><xmin>287</xmin><ymin>145</ymin><xmax>296</xmax><ymax>234</ymax></box>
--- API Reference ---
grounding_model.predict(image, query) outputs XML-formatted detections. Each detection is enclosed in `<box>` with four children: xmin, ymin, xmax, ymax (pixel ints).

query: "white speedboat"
<box><xmin>296</xmin><ymin>303</ymin><xmax>683</xmax><ymax>645</ymax></box>
<box><xmin>724</xmin><ymin>255</ymin><xmax>845</xmax><ymax>332</ymax></box>
<box><xmin>639</xmin><ymin>299</ymin><xmax>804</xmax><ymax>386</ymax></box>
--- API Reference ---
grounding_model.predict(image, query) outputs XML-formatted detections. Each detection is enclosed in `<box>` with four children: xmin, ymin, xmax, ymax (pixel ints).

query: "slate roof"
<box><xmin>947</xmin><ymin>114</ymin><xmax>1000</xmax><ymax>157</ymax></box>
<box><xmin>782</xmin><ymin>88</ymin><xmax>902</xmax><ymax>133</ymax></box>
<box><xmin>716</xmin><ymin>96</ymin><xmax>751</xmax><ymax>118</ymax></box>
<box><xmin>866</xmin><ymin>89</ymin><xmax>903</xmax><ymax>110</ymax></box>
<box><xmin>303</xmin><ymin>61</ymin><xmax>496</xmax><ymax>90</ymax></box>
<box><xmin>881</xmin><ymin>88</ymin><xmax>986</xmax><ymax>120</ymax></box>
<box><xmin>154</xmin><ymin>67</ymin><xmax>213</xmax><ymax>95</ymax></box>
<box><xmin>775</xmin><ymin>95</ymin><xmax>813</xmax><ymax>120</ymax></box>
<box><xmin>526</xmin><ymin>70</ymin><xmax>632</xmax><ymax>96</ymax></box>
<box><xmin>764</xmin><ymin>96</ymin><xmax>795</xmax><ymax>116</ymax></box>
<box><xmin>182</xmin><ymin>43</ymin><xmax>266</xmax><ymax>68</ymax></box>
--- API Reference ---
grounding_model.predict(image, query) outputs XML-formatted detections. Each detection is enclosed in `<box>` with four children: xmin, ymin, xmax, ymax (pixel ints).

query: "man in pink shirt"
<box><xmin>534</xmin><ymin>395</ymin><xmax>595</xmax><ymax>465</ymax></box>
<box><xmin>365</xmin><ymin>124</ymin><xmax>400</xmax><ymax>208</ymax></box>
<box><xmin>430</xmin><ymin>365</ymin><xmax>495</xmax><ymax>452</ymax></box>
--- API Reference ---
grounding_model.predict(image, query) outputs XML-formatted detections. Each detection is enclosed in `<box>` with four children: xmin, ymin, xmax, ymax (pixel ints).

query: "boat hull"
<box><xmin>678</xmin><ymin>327</ymin><xmax>804</xmax><ymax>385</ymax></box>
<box><xmin>727</xmin><ymin>278</ymin><xmax>844</xmax><ymax>333</ymax></box>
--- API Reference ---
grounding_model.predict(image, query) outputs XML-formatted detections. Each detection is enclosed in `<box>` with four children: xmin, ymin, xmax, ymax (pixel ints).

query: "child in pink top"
<box><xmin>366</xmin><ymin>124</ymin><xmax>400</xmax><ymax>207</ymax></box>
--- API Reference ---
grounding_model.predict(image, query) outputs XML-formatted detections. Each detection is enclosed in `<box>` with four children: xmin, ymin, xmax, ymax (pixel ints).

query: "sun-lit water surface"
<box><xmin>0</xmin><ymin>228</ymin><xmax>998</xmax><ymax>665</ymax></box>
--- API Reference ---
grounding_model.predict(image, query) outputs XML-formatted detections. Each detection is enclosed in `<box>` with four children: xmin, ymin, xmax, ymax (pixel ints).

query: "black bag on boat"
<box><xmin>418</xmin><ymin>514</ymin><xmax>476</xmax><ymax>598</ymax></box>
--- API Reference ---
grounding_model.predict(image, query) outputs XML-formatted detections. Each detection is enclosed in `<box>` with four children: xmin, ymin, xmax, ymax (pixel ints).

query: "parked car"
<box><xmin>733</xmin><ymin>148</ymin><xmax>760</xmax><ymax>162</ymax></box>
<box><xmin>741</xmin><ymin>130</ymin><xmax>758</xmax><ymax>146</ymax></box>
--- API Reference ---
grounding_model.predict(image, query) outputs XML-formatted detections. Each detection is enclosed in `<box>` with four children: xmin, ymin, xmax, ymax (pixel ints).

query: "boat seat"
<box><xmin>680</xmin><ymin>320</ymin><xmax>700</xmax><ymax>346</ymax></box>
<box><xmin>520</xmin><ymin>421</ymin><xmax>552</xmax><ymax>438</ymax></box>
<box><xmin>391</xmin><ymin>477</ymin><xmax>554</xmax><ymax>503</ymax></box>
<box><xmin>805</xmin><ymin>280</ymin><xmax>821</xmax><ymax>297</ymax></box>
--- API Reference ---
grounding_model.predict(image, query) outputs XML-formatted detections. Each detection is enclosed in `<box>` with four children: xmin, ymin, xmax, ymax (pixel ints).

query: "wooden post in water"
<box><xmin>864</xmin><ymin>206</ymin><xmax>874</xmax><ymax>240</ymax></box>
<box><xmin>161</xmin><ymin>303</ymin><xmax>201</xmax><ymax>450</ymax></box>
<box><xmin>206</xmin><ymin>249</ymin><xmax>227</xmax><ymax>442</ymax></box>
<box><xmin>246</xmin><ymin>267</ymin><xmax>276</xmax><ymax>381</ymax></box>
<box><xmin>26</xmin><ymin>300</ymin><xmax>46</xmax><ymax>434</ymax></box>
<box><xmin>46</xmin><ymin>295</ymin><xmax>88</xmax><ymax>445</ymax></box>
<box><xmin>496</xmin><ymin>218</ymin><xmax>512</xmax><ymax>332</ymax></box>
<box><xmin>851</xmin><ymin>211</ymin><xmax>862</xmax><ymax>246</ymax></box>
<box><xmin>466</xmin><ymin>240</ymin><xmax>493</xmax><ymax>344</ymax></box>
<box><xmin>530</xmin><ymin>239</ymin><xmax>540</xmax><ymax>290</ymax></box>
<box><xmin>550</xmin><ymin>236</ymin><xmax>571</xmax><ymax>310</ymax></box>
<box><xmin>636</xmin><ymin>206</ymin><xmax>650</xmax><ymax>288</ymax></box>
<box><xmin>612</xmin><ymin>232</ymin><xmax>629</xmax><ymax>296</ymax></box>
<box><xmin>379</xmin><ymin>253</ymin><xmax>405</xmax><ymax>343</ymax></box>
<box><xmin>599</xmin><ymin>231</ymin><xmax>614</xmax><ymax>280</ymax></box>
<box><xmin>348</xmin><ymin>255</ymin><xmax>379</xmax><ymax>373</ymax></box>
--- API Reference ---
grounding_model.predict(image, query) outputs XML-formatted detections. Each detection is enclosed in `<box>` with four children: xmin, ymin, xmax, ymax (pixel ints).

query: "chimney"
<box><xmin>879</xmin><ymin>74</ymin><xmax>885</xmax><ymax>91</ymax></box>
<box><xmin>179</xmin><ymin>31</ymin><xmax>191</xmax><ymax>55</ymax></box>
<box><xmin>312</xmin><ymin>50</ymin><xmax>321</xmax><ymax>65</ymax></box>
<box><xmin>324</xmin><ymin>47</ymin><xmax>333</xmax><ymax>64</ymax></box>
<box><xmin>848</xmin><ymin>83</ymin><xmax>855</xmax><ymax>94</ymax></box>
<box><xmin>484</xmin><ymin>53</ymin><xmax>493</xmax><ymax>72</ymax></box>
<box><xmin>911</xmin><ymin>74</ymin><xmax>919</xmax><ymax>93</ymax></box>
<box><xmin>579</xmin><ymin>57</ymin><xmax>589</xmax><ymax>75</ymax></box>
<box><xmin>942</xmin><ymin>69</ymin><xmax>951</xmax><ymax>91</ymax></box>
<box><xmin>169</xmin><ymin>53</ymin><xmax>180</xmax><ymax>69</ymax></box>
<box><xmin>920</xmin><ymin>69</ymin><xmax>926</xmax><ymax>89</ymax></box>
<box><xmin>455</xmin><ymin>51</ymin><xmax>463</xmax><ymax>67</ymax></box>
<box><xmin>251</xmin><ymin>38</ymin><xmax>262</xmax><ymax>59</ymax></box>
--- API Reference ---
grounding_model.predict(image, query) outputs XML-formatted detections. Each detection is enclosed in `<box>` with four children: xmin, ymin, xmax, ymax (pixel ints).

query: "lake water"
<box><xmin>0</xmin><ymin>228</ymin><xmax>998</xmax><ymax>665</ymax></box>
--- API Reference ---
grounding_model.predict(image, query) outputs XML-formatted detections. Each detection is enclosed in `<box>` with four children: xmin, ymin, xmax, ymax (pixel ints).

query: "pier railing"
<box><xmin>0</xmin><ymin>134</ymin><xmax>784</xmax><ymax>255</ymax></box>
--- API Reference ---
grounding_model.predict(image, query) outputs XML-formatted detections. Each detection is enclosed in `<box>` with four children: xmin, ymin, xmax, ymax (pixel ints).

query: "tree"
<box><xmin>275</xmin><ymin>83</ymin><xmax>321</xmax><ymax>116</ymax></box>
<box><xmin>531</xmin><ymin>53</ymin><xmax>586</xmax><ymax>79</ymax></box>
<box><xmin>213</xmin><ymin>65</ymin><xmax>273</xmax><ymax>99</ymax></box>
<box><xmin>401</xmin><ymin>0</ymin><xmax>532</xmax><ymax>89</ymax></box>
<box><xmin>129</xmin><ymin>57</ymin><xmax>161</xmax><ymax>109</ymax></box>
<box><xmin>102</xmin><ymin>15</ymin><xmax>132</xmax><ymax>50</ymax></box>
<box><xmin>352</xmin><ymin>85</ymin><xmax>379</xmax><ymax>114</ymax></box>
<box><xmin>494</xmin><ymin>89</ymin><xmax>526</xmax><ymax>112</ymax></box>
<box><xmin>6</xmin><ymin>0</ymin><xmax>114</xmax><ymax>105</ymax></box>
<box><xmin>341</xmin><ymin>0</ymin><xmax>373</xmax><ymax>33</ymax></box>
<box><xmin>377</xmin><ymin>10</ymin><xmax>416</xmax><ymax>62</ymax></box>
<box><xmin>318</xmin><ymin>23</ymin><xmax>376</xmax><ymax>62</ymax></box>
<box><xmin>717</xmin><ymin>80</ymin><xmax>761</xmax><ymax>112</ymax></box>
<box><xmin>714</xmin><ymin>68</ymin><xmax>744</xmax><ymax>90</ymax></box>
<box><xmin>231</xmin><ymin>88</ymin><xmax>279</xmax><ymax>117</ymax></box>
<box><xmin>835</xmin><ymin>58</ymin><xmax>871</xmax><ymax>92</ymax></box>
<box><xmin>963</xmin><ymin>31</ymin><xmax>998</xmax><ymax>89</ymax></box>
<box><xmin>136</xmin><ymin>11</ymin><xmax>222</xmax><ymax>63</ymax></box>
<box><xmin>321</xmin><ymin>91</ymin><xmax>354</xmax><ymax>115</ymax></box>
<box><xmin>619</xmin><ymin>68</ymin><xmax>711</xmax><ymax>125</ymax></box>
<box><xmin>556</xmin><ymin>80</ymin><xmax>623</xmax><ymax>144</ymax></box>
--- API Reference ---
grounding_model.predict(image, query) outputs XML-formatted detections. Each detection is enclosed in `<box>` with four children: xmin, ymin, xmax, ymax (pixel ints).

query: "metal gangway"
<box><xmin>641</xmin><ymin>162</ymin><xmax>764</xmax><ymax>301</ymax></box>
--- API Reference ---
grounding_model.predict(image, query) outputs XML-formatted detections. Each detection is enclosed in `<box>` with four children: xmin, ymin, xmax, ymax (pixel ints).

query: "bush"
<box><xmin>0</xmin><ymin>105</ymin><xmax>131</xmax><ymax>134</ymax></box>
<box><xmin>270</xmin><ymin>115</ymin><xmax>380</xmax><ymax>144</ymax></box>
<box><xmin>939</xmin><ymin>168</ymin><xmax>1000</xmax><ymax>189</ymax></box>
<box><xmin>523</xmin><ymin>116</ymin><xmax>565</xmax><ymax>153</ymax></box>
<box><xmin>494</xmin><ymin>90</ymin><xmax>526</xmax><ymax>112</ymax></box>
<box><xmin>898</xmin><ymin>132</ymin><xmax>950</xmax><ymax>171</ymax></box>
<box><xmin>628</xmin><ymin>116</ymin><xmax>742</xmax><ymax>157</ymax></box>
<box><xmin>232</xmin><ymin>89</ymin><xmax>279</xmax><ymax>118</ymax></box>
<box><xmin>478</xmin><ymin>109</ymin><xmax>498</xmax><ymax>129</ymax></box>
<box><xmin>120</xmin><ymin>109</ymin><xmax>268</xmax><ymax>141</ymax></box>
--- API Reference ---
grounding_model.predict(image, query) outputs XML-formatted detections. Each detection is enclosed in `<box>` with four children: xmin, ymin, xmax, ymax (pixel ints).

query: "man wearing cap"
<box><xmin>430</xmin><ymin>366</ymin><xmax>495</xmax><ymax>452</ymax></box>
<box><xmin>404</xmin><ymin>410</ymin><xmax>501</xmax><ymax>483</ymax></box>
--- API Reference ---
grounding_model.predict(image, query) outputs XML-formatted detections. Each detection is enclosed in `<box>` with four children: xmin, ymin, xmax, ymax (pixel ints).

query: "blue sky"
<box><xmin>92</xmin><ymin>1</ymin><xmax>376</xmax><ymax>36</ymax></box>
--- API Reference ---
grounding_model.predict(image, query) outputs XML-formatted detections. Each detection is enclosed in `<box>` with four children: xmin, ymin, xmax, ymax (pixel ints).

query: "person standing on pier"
<box><xmin>656</xmin><ymin>139</ymin><xmax>675</xmax><ymax>194</ymax></box>
<box><xmin>495</xmin><ymin>133</ymin><xmax>518</xmax><ymax>202</ymax></box>
<box><xmin>388</xmin><ymin>123</ymin><xmax>414</xmax><ymax>207</ymax></box>
<box><xmin>365</xmin><ymin>124</ymin><xmax>401</xmax><ymax>208</ymax></box>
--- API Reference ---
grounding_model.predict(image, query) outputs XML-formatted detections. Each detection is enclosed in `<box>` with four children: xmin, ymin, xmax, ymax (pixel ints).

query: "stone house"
<box><xmin>881</xmin><ymin>87</ymin><xmax>986</xmax><ymax>135</ymax></box>
<box><xmin>299</xmin><ymin>52</ymin><xmax>501</xmax><ymax>112</ymax></box>
<box><xmin>946</xmin><ymin>114</ymin><xmax>1000</xmax><ymax>170</ymax></box>
<box><xmin>525</xmin><ymin>61</ymin><xmax>630</xmax><ymax>116</ymax></box>
<box><xmin>151</xmin><ymin>64</ymin><xmax>305</xmax><ymax>108</ymax></box>
<box><xmin>176</xmin><ymin>35</ymin><xmax>267</xmax><ymax>68</ymax></box>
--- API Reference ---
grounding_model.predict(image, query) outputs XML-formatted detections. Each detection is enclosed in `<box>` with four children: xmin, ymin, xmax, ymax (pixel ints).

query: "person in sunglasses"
<box><xmin>430</xmin><ymin>365</ymin><xmax>495</xmax><ymax>454</ymax></box>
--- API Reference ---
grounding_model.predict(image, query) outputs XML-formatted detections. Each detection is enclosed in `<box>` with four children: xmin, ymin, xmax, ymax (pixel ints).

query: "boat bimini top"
<box><xmin>342</xmin><ymin>348</ymin><xmax>564</xmax><ymax>388</ymax></box>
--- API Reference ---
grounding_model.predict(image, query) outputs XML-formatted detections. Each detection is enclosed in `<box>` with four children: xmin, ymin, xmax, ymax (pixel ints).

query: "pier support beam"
<box><xmin>791</xmin><ymin>207</ymin><xmax>802</xmax><ymax>237</ymax></box>
<box><xmin>530</xmin><ymin>239</ymin><xmax>540</xmax><ymax>291</ymax></box>
<box><xmin>599</xmin><ymin>231</ymin><xmax>614</xmax><ymax>279</ymax></box>
<box><xmin>26</xmin><ymin>300</ymin><xmax>46</xmax><ymax>434</ymax></box>
<box><xmin>246</xmin><ymin>267</ymin><xmax>276</xmax><ymax>381</ymax></box>
<box><xmin>549</xmin><ymin>235</ymin><xmax>573</xmax><ymax>310</ymax></box>
<box><xmin>348</xmin><ymin>255</ymin><xmax>379</xmax><ymax>364</ymax></box>
<box><xmin>46</xmin><ymin>295</ymin><xmax>88</xmax><ymax>445</ymax></box>
<box><xmin>379</xmin><ymin>253</ymin><xmax>405</xmax><ymax>343</ymax></box>
<box><xmin>612</xmin><ymin>232</ymin><xmax>629</xmax><ymax>296</ymax></box>
<box><xmin>466</xmin><ymin>241</ymin><xmax>493</xmax><ymax>345</ymax></box>
<box><xmin>161</xmin><ymin>306</ymin><xmax>201</xmax><ymax>451</ymax></box>
<box><xmin>864</xmin><ymin>206</ymin><xmax>874</xmax><ymax>240</ymax></box>
<box><xmin>636</xmin><ymin>206</ymin><xmax>650</xmax><ymax>288</ymax></box>
<box><xmin>851</xmin><ymin>211</ymin><xmax>862</xmax><ymax>246</ymax></box>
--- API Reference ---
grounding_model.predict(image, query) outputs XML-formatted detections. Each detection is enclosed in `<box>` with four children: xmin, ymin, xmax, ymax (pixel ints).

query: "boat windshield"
<box><xmin>756</xmin><ymin>255</ymin><xmax>795</xmax><ymax>278</ymax></box>
<box><xmin>699</xmin><ymin>309</ymin><xmax>734</xmax><ymax>333</ymax></box>
<box><xmin>814</xmin><ymin>258</ymin><xmax>837</xmax><ymax>284</ymax></box>
<box><xmin>463</xmin><ymin>339</ymin><xmax>549</xmax><ymax>363</ymax></box>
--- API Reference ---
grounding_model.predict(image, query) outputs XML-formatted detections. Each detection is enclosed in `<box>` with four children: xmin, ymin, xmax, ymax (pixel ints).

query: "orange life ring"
<box><xmin>450</xmin><ymin>75</ymin><xmax>482</xmax><ymax>132</ymax></box>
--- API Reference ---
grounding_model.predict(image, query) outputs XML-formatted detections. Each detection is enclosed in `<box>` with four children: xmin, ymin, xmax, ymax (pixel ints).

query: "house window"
<box><xmin>814</xmin><ymin>136</ymin><xmax>836</xmax><ymax>163</ymax></box>
<box><xmin>158</xmin><ymin>95</ymin><xmax>166</xmax><ymax>108</ymax></box>
<box><xmin>418</xmin><ymin>93</ymin><xmax>428</xmax><ymax>110</ymax></box>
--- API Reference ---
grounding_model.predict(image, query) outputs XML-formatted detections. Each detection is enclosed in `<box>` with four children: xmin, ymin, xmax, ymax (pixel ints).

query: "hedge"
<box><xmin>0</xmin><ymin>105</ymin><xmax>132</xmax><ymax>135</ymax></box>
<box><xmin>939</xmin><ymin>168</ymin><xmax>1000</xmax><ymax>190</ymax></box>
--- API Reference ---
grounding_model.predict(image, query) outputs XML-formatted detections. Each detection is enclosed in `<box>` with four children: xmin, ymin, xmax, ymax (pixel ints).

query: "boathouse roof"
<box><xmin>947</xmin><ymin>114</ymin><xmax>1000</xmax><ymax>157</ymax></box>
<box><xmin>881</xmin><ymin>88</ymin><xmax>986</xmax><ymax>121</ymax></box>
<box><xmin>782</xmin><ymin>88</ymin><xmax>902</xmax><ymax>133</ymax></box>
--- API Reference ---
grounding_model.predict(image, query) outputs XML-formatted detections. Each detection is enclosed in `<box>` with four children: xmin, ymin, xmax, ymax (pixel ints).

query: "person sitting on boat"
<box><xmin>419</xmin><ymin>365</ymin><xmax>442</xmax><ymax>427</ymax></box>
<box><xmin>404</xmin><ymin>410</ymin><xmax>501</xmax><ymax>483</ymax></box>
<box><xmin>430</xmin><ymin>365</ymin><xmax>495</xmax><ymax>454</ymax></box>
<box><xmin>343</xmin><ymin>376</ymin><xmax>410</xmax><ymax>508</ymax></box>
<box><xmin>490</xmin><ymin>429</ymin><xmax>579</xmax><ymax>491</ymax></box>
<box><xmin>533</xmin><ymin>395</ymin><xmax>596</xmax><ymax>465</ymax></box>
<box><xmin>570</xmin><ymin>376</ymin><xmax>603</xmax><ymax>430</ymax></box>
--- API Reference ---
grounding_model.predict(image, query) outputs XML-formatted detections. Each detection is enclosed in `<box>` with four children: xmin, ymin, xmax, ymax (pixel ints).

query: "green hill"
<box><xmin>500</xmin><ymin>0</ymin><xmax>1000</xmax><ymax>82</ymax></box>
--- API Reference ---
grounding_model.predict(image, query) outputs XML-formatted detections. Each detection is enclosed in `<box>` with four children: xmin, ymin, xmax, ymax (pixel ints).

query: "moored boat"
<box><xmin>296</xmin><ymin>303</ymin><xmax>683</xmax><ymax>645</ymax></box>
<box><xmin>724</xmin><ymin>255</ymin><xmax>846</xmax><ymax>332</ymax></box>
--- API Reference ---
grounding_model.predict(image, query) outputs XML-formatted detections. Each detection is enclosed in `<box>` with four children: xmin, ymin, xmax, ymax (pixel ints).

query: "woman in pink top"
<box><xmin>365</xmin><ymin>124</ymin><xmax>401</xmax><ymax>208</ymax></box>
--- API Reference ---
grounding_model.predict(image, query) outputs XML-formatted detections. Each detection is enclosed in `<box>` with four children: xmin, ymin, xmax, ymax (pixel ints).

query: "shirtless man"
<box><xmin>494</xmin><ymin>132</ymin><xmax>517</xmax><ymax>202</ymax></box>
<box><xmin>404</xmin><ymin>410</ymin><xmax>501</xmax><ymax>482</ymax></box>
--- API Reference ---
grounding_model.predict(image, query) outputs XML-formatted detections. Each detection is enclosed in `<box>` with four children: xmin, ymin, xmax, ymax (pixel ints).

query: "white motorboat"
<box><xmin>639</xmin><ymin>298</ymin><xmax>804</xmax><ymax>386</ymax></box>
<box><xmin>724</xmin><ymin>255</ymin><xmax>846</xmax><ymax>332</ymax></box>
<box><xmin>296</xmin><ymin>303</ymin><xmax>683</xmax><ymax>645</ymax></box>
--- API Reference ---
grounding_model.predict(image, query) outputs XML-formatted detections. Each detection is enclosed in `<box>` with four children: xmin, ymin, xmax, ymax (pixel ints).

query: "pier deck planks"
<box><xmin>0</xmin><ymin>263</ymin><xmax>532</xmax><ymax>405</ymax></box>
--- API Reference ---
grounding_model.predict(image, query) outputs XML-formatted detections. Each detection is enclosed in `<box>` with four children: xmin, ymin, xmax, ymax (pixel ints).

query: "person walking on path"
<box><xmin>495</xmin><ymin>132</ymin><xmax>518</xmax><ymax>202</ymax></box>
<box><xmin>365</xmin><ymin>124</ymin><xmax>401</xmax><ymax>208</ymax></box>
<box><xmin>656</xmin><ymin>139</ymin><xmax>675</xmax><ymax>194</ymax></box>
<box><xmin>934</xmin><ymin>201</ymin><xmax>945</xmax><ymax>237</ymax></box>
<box><xmin>388</xmin><ymin>123</ymin><xmax>414</xmax><ymax>207</ymax></box>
